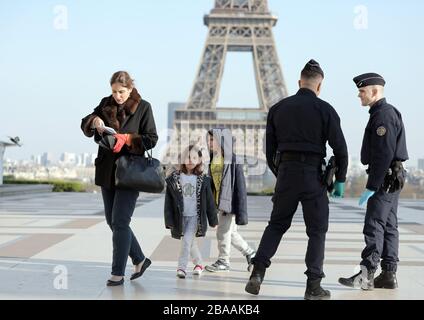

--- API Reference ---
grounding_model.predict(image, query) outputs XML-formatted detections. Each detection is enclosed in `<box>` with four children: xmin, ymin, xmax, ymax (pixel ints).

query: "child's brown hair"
<box><xmin>179</xmin><ymin>144</ymin><xmax>204</xmax><ymax>176</ymax></box>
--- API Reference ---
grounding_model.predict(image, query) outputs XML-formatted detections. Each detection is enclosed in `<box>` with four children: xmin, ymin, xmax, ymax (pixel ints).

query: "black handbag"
<box><xmin>115</xmin><ymin>141</ymin><xmax>165</xmax><ymax>193</ymax></box>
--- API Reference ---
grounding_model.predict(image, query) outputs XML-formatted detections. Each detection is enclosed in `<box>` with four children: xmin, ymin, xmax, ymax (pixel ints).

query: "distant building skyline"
<box><xmin>5</xmin><ymin>151</ymin><xmax>422</xmax><ymax>173</ymax></box>
<box><xmin>9</xmin><ymin>152</ymin><xmax>97</xmax><ymax>168</ymax></box>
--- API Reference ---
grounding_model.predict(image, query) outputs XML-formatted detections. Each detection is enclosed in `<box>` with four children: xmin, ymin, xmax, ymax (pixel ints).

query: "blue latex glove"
<box><xmin>331</xmin><ymin>181</ymin><xmax>345</xmax><ymax>198</ymax></box>
<box><xmin>359</xmin><ymin>189</ymin><xmax>376</xmax><ymax>206</ymax></box>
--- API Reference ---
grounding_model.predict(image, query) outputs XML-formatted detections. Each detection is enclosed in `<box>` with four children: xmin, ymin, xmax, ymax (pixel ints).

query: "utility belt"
<box><xmin>274</xmin><ymin>151</ymin><xmax>337</xmax><ymax>192</ymax></box>
<box><xmin>277</xmin><ymin>151</ymin><xmax>323</xmax><ymax>167</ymax></box>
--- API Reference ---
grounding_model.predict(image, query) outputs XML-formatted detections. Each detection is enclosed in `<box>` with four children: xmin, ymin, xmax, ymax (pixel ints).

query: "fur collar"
<box><xmin>101</xmin><ymin>88</ymin><xmax>142</xmax><ymax>131</ymax></box>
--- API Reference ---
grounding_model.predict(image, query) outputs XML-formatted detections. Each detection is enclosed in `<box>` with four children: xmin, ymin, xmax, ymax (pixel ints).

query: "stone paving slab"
<box><xmin>0</xmin><ymin>193</ymin><xmax>423</xmax><ymax>300</ymax></box>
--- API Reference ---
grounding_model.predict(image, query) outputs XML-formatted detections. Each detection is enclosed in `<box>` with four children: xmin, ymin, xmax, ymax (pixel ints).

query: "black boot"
<box><xmin>304</xmin><ymin>278</ymin><xmax>331</xmax><ymax>300</ymax></box>
<box><xmin>374</xmin><ymin>271</ymin><xmax>398</xmax><ymax>289</ymax></box>
<box><xmin>245</xmin><ymin>264</ymin><xmax>265</xmax><ymax>295</ymax></box>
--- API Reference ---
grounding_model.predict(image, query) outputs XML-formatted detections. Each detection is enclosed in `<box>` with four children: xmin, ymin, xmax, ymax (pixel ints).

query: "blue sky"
<box><xmin>1</xmin><ymin>0</ymin><xmax>423</xmax><ymax>166</ymax></box>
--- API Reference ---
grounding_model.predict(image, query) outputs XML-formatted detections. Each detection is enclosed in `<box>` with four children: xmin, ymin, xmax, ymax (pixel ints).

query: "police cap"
<box><xmin>302</xmin><ymin>59</ymin><xmax>324</xmax><ymax>79</ymax></box>
<box><xmin>353</xmin><ymin>73</ymin><xmax>386</xmax><ymax>88</ymax></box>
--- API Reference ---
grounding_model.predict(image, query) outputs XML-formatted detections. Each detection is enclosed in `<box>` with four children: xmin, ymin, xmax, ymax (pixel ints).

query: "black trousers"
<box><xmin>252</xmin><ymin>161</ymin><xmax>329</xmax><ymax>280</ymax></box>
<box><xmin>101</xmin><ymin>187</ymin><xmax>145</xmax><ymax>276</ymax></box>
<box><xmin>361</xmin><ymin>189</ymin><xmax>400</xmax><ymax>273</ymax></box>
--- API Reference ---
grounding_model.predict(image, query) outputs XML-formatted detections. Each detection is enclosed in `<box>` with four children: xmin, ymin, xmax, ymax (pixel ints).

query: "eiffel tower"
<box><xmin>166</xmin><ymin>0</ymin><xmax>288</xmax><ymax>166</ymax></box>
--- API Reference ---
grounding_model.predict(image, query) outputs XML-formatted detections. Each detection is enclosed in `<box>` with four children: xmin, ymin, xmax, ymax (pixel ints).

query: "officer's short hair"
<box><xmin>301</xmin><ymin>69</ymin><xmax>323</xmax><ymax>80</ymax></box>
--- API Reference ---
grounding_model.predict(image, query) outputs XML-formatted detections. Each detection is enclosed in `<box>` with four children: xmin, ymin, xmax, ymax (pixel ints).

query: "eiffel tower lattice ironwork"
<box><xmin>166</xmin><ymin>0</ymin><xmax>288</xmax><ymax>164</ymax></box>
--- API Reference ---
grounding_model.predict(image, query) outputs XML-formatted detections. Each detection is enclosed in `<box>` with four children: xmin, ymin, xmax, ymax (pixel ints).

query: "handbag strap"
<box><xmin>140</xmin><ymin>136</ymin><xmax>153</xmax><ymax>160</ymax></box>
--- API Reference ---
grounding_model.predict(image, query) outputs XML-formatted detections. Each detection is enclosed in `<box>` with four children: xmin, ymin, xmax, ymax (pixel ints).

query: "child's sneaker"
<box><xmin>205</xmin><ymin>260</ymin><xmax>230</xmax><ymax>272</ymax></box>
<box><xmin>193</xmin><ymin>265</ymin><xmax>204</xmax><ymax>276</ymax></box>
<box><xmin>177</xmin><ymin>269</ymin><xmax>186</xmax><ymax>279</ymax></box>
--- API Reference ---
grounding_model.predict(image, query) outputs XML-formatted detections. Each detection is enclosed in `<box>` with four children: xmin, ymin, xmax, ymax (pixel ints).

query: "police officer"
<box><xmin>338</xmin><ymin>73</ymin><xmax>408</xmax><ymax>290</ymax></box>
<box><xmin>245</xmin><ymin>60</ymin><xmax>349</xmax><ymax>300</ymax></box>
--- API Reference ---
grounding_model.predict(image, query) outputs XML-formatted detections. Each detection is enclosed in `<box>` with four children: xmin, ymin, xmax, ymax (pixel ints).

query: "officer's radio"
<box><xmin>383</xmin><ymin>161</ymin><xmax>406</xmax><ymax>193</ymax></box>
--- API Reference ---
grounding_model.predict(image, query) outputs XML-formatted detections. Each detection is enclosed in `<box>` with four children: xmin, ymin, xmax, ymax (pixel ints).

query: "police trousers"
<box><xmin>360</xmin><ymin>189</ymin><xmax>400</xmax><ymax>273</ymax></box>
<box><xmin>252</xmin><ymin>161</ymin><xmax>329</xmax><ymax>280</ymax></box>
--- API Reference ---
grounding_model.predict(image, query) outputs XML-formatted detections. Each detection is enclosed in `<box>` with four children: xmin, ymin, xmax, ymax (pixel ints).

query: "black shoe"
<box><xmin>304</xmin><ymin>279</ymin><xmax>331</xmax><ymax>300</ymax></box>
<box><xmin>130</xmin><ymin>258</ymin><xmax>152</xmax><ymax>281</ymax></box>
<box><xmin>338</xmin><ymin>271</ymin><xmax>362</xmax><ymax>288</ymax></box>
<box><xmin>107</xmin><ymin>278</ymin><xmax>124</xmax><ymax>287</ymax></box>
<box><xmin>374</xmin><ymin>271</ymin><xmax>398</xmax><ymax>289</ymax></box>
<box><xmin>245</xmin><ymin>264</ymin><xmax>265</xmax><ymax>296</ymax></box>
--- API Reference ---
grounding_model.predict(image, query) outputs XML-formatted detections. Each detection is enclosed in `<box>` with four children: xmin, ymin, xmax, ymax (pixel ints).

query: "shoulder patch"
<box><xmin>376</xmin><ymin>126</ymin><xmax>387</xmax><ymax>137</ymax></box>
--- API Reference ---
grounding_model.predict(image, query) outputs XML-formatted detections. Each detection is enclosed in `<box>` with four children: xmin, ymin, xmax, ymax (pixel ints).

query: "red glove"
<box><xmin>113</xmin><ymin>134</ymin><xmax>130</xmax><ymax>153</ymax></box>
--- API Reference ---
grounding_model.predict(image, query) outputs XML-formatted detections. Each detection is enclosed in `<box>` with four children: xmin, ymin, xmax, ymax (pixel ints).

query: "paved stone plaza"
<box><xmin>0</xmin><ymin>191</ymin><xmax>423</xmax><ymax>300</ymax></box>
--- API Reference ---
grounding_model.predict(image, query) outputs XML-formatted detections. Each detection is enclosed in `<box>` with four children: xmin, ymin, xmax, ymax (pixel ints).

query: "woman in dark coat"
<box><xmin>81</xmin><ymin>71</ymin><xmax>158</xmax><ymax>286</ymax></box>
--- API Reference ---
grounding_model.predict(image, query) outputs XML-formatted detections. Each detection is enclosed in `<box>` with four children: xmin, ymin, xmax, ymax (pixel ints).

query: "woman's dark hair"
<box><xmin>179</xmin><ymin>145</ymin><xmax>204</xmax><ymax>176</ymax></box>
<box><xmin>110</xmin><ymin>71</ymin><xmax>134</xmax><ymax>89</ymax></box>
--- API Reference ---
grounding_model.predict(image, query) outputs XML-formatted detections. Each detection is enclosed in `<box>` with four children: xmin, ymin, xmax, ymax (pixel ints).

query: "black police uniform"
<box><xmin>252</xmin><ymin>63</ymin><xmax>349</xmax><ymax>280</ymax></box>
<box><xmin>359</xmin><ymin>93</ymin><xmax>408</xmax><ymax>273</ymax></box>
